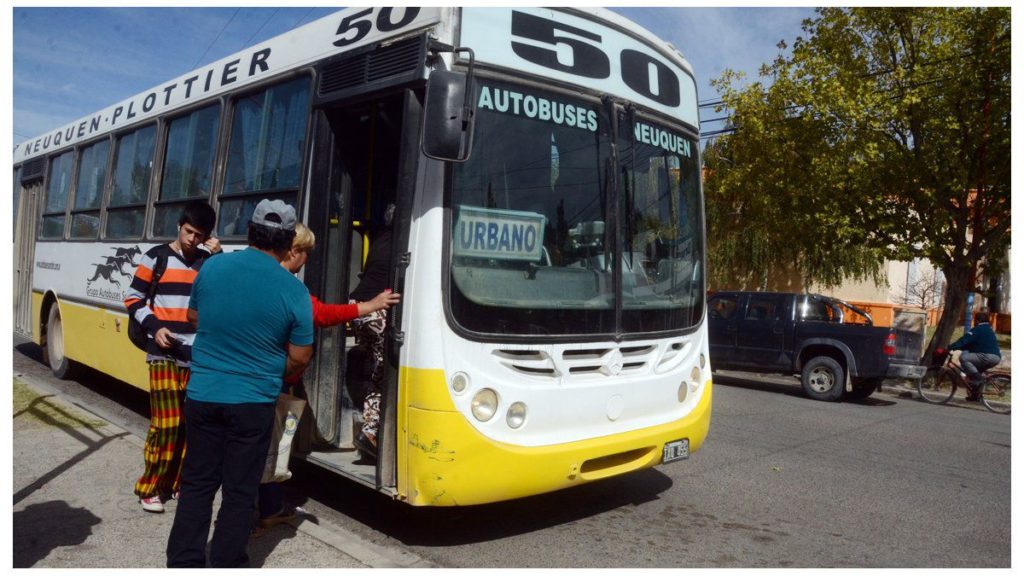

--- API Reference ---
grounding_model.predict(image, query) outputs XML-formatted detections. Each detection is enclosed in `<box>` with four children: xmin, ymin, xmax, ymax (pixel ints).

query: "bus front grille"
<box><xmin>492</xmin><ymin>342</ymin><xmax>686</xmax><ymax>380</ymax></box>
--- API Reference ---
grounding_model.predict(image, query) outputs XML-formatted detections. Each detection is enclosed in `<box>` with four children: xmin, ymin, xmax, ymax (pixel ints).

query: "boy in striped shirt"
<box><xmin>124</xmin><ymin>200</ymin><xmax>221</xmax><ymax>513</ymax></box>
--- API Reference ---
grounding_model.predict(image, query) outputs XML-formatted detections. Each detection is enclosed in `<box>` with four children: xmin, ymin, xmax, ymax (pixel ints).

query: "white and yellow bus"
<box><xmin>14</xmin><ymin>7</ymin><xmax>710</xmax><ymax>506</ymax></box>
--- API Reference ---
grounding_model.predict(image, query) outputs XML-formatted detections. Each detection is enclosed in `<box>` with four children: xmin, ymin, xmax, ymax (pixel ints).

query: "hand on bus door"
<box><xmin>359</xmin><ymin>289</ymin><xmax>401</xmax><ymax>316</ymax></box>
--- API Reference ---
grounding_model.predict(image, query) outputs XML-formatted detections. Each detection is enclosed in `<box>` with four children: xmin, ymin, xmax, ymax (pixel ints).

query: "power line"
<box><xmin>191</xmin><ymin>8</ymin><xmax>241</xmax><ymax>70</ymax></box>
<box><xmin>291</xmin><ymin>8</ymin><xmax>316</xmax><ymax>29</ymax></box>
<box><xmin>240</xmin><ymin>8</ymin><xmax>279</xmax><ymax>49</ymax></box>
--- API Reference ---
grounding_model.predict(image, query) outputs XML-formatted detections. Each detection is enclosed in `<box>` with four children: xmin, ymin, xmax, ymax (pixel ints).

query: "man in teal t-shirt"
<box><xmin>167</xmin><ymin>199</ymin><xmax>313</xmax><ymax>568</ymax></box>
<box><xmin>187</xmin><ymin>247</ymin><xmax>313</xmax><ymax>403</ymax></box>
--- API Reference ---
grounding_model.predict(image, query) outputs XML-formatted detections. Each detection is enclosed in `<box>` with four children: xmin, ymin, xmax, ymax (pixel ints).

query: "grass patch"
<box><xmin>13</xmin><ymin>378</ymin><xmax>107</xmax><ymax>430</ymax></box>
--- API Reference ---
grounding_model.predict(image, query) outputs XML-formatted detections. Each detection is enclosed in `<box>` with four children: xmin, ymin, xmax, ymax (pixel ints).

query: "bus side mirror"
<box><xmin>421</xmin><ymin>48</ymin><xmax>476</xmax><ymax>162</ymax></box>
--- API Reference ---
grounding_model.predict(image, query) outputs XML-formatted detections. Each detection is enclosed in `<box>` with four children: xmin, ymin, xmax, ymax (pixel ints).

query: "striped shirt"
<box><xmin>124</xmin><ymin>244</ymin><xmax>212</xmax><ymax>366</ymax></box>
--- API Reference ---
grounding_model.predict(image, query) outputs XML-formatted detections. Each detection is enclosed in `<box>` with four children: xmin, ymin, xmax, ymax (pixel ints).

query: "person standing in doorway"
<box><xmin>348</xmin><ymin>203</ymin><xmax>395</xmax><ymax>459</ymax></box>
<box><xmin>166</xmin><ymin>199</ymin><xmax>313</xmax><ymax>568</ymax></box>
<box><xmin>124</xmin><ymin>200</ymin><xmax>220</xmax><ymax>513</ymax></box>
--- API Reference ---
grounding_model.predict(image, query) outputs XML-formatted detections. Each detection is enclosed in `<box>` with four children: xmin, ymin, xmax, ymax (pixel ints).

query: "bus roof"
<box><xmin>15</xmin><ymin>7</ymin><xmax>698</xmax><ymax>164</ymax></box>
<box><xmin>14</xmin><ymin>7</ymin><xmax>447</xmax><ymax>164</ymax></box>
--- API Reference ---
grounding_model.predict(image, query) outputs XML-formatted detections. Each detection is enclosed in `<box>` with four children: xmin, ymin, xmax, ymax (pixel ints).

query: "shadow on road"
<box><xmin>13</xmin><ymin>500</ymin><xmax>102</xmax><ymax>567</ymax></box>
<box><xmin>15</xmin><ymin>342</ymin><xmax>151</xmax><ymax>418</ymax></box>
<box><xmin>713</xmin><ymin>371</ymin><xmax>897</xmax><ymax>407</ymax></box>
<box><xmin>247</xmin><ymin>523</ymin><xmax>301</xmax><ymax>568</ymax></box>
<box><xmin>712</xmin><ymin>372</ymin><xmax>805</xmax><ymax>399</ymax></box>
<box><xmin>287</xmin><ymin>459</ymin><xmax>674</xmax><ymax>547</ymax></box>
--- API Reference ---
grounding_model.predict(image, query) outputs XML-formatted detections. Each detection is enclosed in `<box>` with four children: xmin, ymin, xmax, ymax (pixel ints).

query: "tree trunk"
<box><xmin>922</xmin><ymin>263</ymin><xmax>971</xmax><ymax>364</ymax></box>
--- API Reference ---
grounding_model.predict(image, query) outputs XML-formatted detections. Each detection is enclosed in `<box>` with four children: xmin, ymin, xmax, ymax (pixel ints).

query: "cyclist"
<box><xmin>949</xmin><ymin>318</ymin><xmax>1002</xmax><ymax>401</ymax></box>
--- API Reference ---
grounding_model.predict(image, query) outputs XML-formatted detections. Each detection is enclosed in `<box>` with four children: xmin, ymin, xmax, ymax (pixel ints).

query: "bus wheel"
<box><xmin>45</xmin><ymin>305</ymin><xmax>80</xmax><ymax>380</ymax></box>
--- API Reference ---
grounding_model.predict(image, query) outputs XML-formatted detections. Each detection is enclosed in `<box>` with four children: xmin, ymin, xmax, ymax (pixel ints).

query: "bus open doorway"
<box><xmin>295</xmin><ymin>90</ymin><xmax>416</xmax><ymax>495</ymax></box>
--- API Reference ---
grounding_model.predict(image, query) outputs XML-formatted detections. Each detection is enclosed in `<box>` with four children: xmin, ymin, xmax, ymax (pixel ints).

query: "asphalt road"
<box><xmin>15</xmin><ymin>342</ymin><xmax>1011</xmax><ymax>568</ymax></box>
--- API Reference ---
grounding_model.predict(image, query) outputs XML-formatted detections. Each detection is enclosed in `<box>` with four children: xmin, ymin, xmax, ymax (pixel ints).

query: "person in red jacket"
<box><xmin>255</xmin><ymin>222</ymin><xmax>399</xmax><ymax>535</ymax></box>
<box><xmin>283</xmin><ymin>223</ymin><xmax>399</xmax><ymax>342</ymax></box>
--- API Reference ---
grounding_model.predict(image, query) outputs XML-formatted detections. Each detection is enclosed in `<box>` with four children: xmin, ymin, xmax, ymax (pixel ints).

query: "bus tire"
<box><xmin>44</xmin><ymin>304</ymin><xmax>80</xmax><ymax>380</ymax></box>
<box><xmin>801</xmin><ymin>355</ymin><xmax>845</xmax><ymax>402</ymax></box>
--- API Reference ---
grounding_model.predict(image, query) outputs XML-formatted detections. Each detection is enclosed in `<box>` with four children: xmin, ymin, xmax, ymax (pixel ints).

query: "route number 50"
<box><xmin>510</xmin><ymin>11</ymin><xmax>681</xmax><ymax>107</ymax></box>
<box><xmin>333</xmin><ymin>7</ymin><xmax>421</xmax><ymax>47</ymax></box>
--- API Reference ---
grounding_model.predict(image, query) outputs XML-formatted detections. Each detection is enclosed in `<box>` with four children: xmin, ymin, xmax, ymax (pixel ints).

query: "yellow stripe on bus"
<box><xmin>35</xmin><ymin>293</ymin><xmax>150</xmax><ymax>390</ymax></box>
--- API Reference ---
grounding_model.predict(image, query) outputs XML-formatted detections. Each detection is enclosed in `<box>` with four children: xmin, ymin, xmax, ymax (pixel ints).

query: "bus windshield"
<box><xmin>448</xmin><ymin>80</ymin><xmax>704</xmax><ymax>337</ymax></box>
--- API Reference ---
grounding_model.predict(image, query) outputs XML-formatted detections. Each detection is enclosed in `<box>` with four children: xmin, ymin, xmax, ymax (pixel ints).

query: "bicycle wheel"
<box><xmin>980</xmin><ymin>375</ymin><xmax>1011</xmax><ymax>415</ymax></box>
<box><xmin>918</xmin><ymin>367</ymin><xmax>957</xmax><ymax>404</ymax></box>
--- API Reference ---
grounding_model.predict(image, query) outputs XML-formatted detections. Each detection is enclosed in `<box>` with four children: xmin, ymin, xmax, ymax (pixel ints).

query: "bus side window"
<box><xmin>40</xmin><ymin>151</ymin><xmax>75</xmax><ymax>239</ymax></box>
<box><xmin>217</xmin><ymin>77</ymin><xmax>311</xmax><ymax>238</ymax></box>
<box><xmin>107</xmin><ymin>124</ymin><xmax>156</xmax><ymax>239</ymax></box>
<box><xmin>154</xmin><ymin>103</ymin><xmax>222</xmax><ymax>237</ymax></box>
<box><xmin>69</xmin><ymin>138</ymin><xmax>110</xmax><ymax>239</ymax></box>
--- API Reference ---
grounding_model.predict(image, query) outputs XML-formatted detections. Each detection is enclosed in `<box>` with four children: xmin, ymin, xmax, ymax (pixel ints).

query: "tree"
<box><xmin>891</xmin><ymin>267</ymin><xmax>945</xmax><ymax>310</ymax></box>
<box><xmin>704</xmin><ymin>7</ymin><xmax>1010</xmax><ymax>361</ymax></box>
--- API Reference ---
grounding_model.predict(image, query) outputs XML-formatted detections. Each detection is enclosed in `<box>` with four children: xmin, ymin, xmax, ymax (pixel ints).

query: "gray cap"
<box><xmin>251</xmin><ymin>199</ymin><xmax>297</xmax><ymax>231</ymax></box>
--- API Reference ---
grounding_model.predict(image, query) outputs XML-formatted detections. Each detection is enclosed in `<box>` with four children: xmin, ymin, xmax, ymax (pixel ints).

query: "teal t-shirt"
<box><xmin>187</xmin><ymin>247</ymin><xmax>314</xmax><ymax>404</ymax></box>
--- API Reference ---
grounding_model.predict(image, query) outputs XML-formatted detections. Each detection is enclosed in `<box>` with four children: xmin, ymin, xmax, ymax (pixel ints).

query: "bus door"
<box><xmin>300</xmin><ymin>89</ymin><xmax>420</xmax><ymax>489</ymax></box>
<box><xmin>14</xmin><ymin>165</ymin><xmax>44</xmax><ymax>337</ymax></box>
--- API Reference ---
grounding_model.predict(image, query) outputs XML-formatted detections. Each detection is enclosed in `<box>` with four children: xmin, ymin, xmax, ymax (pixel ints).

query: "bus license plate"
<box><xmin>663</xmin><ymin>439</ymin><xmax>689</xmax><ymax>464</ymax></box>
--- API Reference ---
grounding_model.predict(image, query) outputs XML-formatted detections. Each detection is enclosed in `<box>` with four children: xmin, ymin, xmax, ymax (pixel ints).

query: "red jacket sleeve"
<box><xmin>311</xmin><ymin>295</ymin><xmax>360</xmax><ymax>328</ymax></box>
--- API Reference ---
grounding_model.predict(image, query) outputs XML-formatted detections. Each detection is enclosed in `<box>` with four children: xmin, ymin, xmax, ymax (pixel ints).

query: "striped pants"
<box><xmin>134</xmin><ymin>360</ymin><xmax>189</xmax><ymax>499</ymax></box>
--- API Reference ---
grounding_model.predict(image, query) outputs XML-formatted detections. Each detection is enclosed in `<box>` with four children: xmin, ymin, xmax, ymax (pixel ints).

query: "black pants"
<box><xmin>166</xmin><ymin>398</ymin><xmax>275</xmax><ymax>568</ymax></box>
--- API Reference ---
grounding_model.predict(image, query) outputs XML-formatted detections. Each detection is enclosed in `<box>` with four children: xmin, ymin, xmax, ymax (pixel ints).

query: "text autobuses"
<box><xmin>478</xmin><ymin>84</ymin><xmax>692</xmax><ymax>158</ymax></box>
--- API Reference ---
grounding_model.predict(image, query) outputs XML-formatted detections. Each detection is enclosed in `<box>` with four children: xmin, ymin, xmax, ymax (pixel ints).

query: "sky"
<box><xmin>11</xmin><ymin>5</ymin><xmax>816</xmax><ymax>147</ymax></box>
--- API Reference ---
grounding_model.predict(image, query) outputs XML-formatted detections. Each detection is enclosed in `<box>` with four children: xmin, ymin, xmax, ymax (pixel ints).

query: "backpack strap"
<box><xmin>145</xmin><ymin>252</ymin><xmax>169</xmax><ymax>306</ymax></box>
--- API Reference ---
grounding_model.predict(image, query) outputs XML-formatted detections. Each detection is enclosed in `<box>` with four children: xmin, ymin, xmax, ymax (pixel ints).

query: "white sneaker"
<box><xmin>140</xmin><ymin>494</ymin><xmax>165</xmax><ymax>513</ymax></box>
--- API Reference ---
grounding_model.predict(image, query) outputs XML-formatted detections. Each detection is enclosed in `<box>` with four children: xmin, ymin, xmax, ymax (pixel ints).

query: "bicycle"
<box><xmin>917</xmin><ymin>349</ymin><xmax>1011</xmax><ymax>414</ymax></box>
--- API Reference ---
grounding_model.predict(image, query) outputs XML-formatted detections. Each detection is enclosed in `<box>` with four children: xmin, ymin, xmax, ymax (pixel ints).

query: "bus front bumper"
<box><xmin>401</xmin><ymin>381</ymin><xmax>712</xmax><ymax>506</ymax></box>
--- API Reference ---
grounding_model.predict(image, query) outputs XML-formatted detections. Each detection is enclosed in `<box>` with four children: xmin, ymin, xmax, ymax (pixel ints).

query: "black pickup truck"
<box><xmin>707</xmin><ymin>291</ymin><xmax>925</xmax><ymax>401</ymax></box>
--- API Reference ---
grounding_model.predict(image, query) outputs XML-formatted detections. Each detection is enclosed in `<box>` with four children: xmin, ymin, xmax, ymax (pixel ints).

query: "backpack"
<box><xmin>127</xmin><ymin>253</ymin><xmax>169</xmax><ymax>351</ymax></box>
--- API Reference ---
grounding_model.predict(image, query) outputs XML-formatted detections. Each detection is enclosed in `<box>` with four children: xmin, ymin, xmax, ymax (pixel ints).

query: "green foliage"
<box><xmin>704</xmin><ymin>7</ymin><xmax>1010</xmax><ymax>306</ymax></box>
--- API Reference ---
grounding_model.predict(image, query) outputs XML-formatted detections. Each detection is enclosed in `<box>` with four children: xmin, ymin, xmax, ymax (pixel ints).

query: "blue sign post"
<box><xmin>964</xmin><ymin>292</ymin><xmax>975</xmax><ymax>331</ymax></box>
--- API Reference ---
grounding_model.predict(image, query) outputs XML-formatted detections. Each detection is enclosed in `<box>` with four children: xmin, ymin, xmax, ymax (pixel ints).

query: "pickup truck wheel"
<box><xmin>801</xmin><ymin>356</ymin><xmax>845</xmax><ymax>402</ymax></box>
<box><xmin>848</xmin><ymin>377</ymin><xmax>881</xmax><ymax>401</ymax></box>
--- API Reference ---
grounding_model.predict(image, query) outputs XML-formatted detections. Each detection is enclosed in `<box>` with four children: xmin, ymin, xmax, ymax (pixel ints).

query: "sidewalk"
<box><xmin>11</xmin><ymin>361</ymin><xmax>429</xmax><ymax>568</ymax></box>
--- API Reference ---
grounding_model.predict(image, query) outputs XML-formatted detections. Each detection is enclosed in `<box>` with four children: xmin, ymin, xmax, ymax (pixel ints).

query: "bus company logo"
<box><xmin>85</xmin><ymin>246</ymin><xmax>141</xmax><ymax>301</ymax></box>
<box><xmin>605</xmin><ymin>349</ymin><xmax>625</xmax><ymax>376</ymax></box>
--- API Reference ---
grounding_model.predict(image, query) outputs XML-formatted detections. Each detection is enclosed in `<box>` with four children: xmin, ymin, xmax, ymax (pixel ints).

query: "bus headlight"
<box><xmin>451</xmin><ymin>372</ymin><xmax>470</xmax><ymax>394</ymax></box>
<box><xmin>700</xmin><ymin>353</ymin><xmax>706</xmax><ymax>369</ymax></box>
<box><xmin>471</xmin><ymin>388</ymin><xmax>499</xmax><ymax>422</ymax></box>
<box><xmin>691</xmin><ymin>366</ymin><xmax>702</xmax><ymax>385</ymax></box>
<box><xmin>506</xmin><ymin>402</ymin><xmax>527</xmax><ymax>429</ymax></box>
<box><xmin>678</xmin><ymin>382</ymin><xmax>688</xmax><ymax>403</ymax></box>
